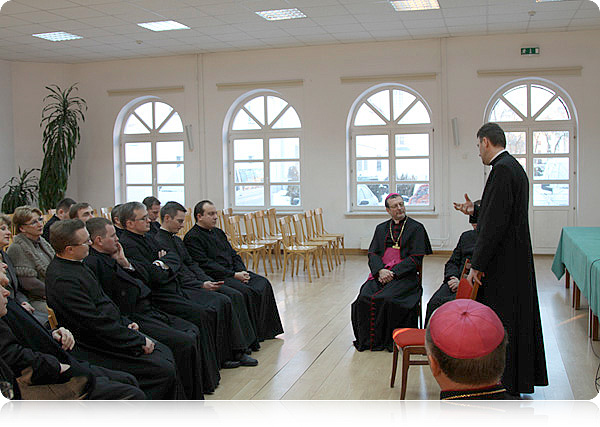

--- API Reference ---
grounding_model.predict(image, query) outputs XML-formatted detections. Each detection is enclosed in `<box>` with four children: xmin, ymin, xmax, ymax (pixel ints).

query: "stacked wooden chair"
<box><xmin>278</xmin><ymin>216</ymin><xmax>320</xmax><ymax>283</ymax></box>
<box><xmin>227</xmin><ymin>214</ymin><xmax>268</xmax><ymax>275</ymax></box>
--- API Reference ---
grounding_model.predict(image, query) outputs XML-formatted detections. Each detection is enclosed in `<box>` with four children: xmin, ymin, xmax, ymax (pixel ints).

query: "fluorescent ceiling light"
<box><xmin>32</xmin><ymin>31</ymin><xmax>83</xmax><ymax>42</ymax></box>
<box><xmin>390</xmin><ymin>0</ymin><xmax>440</xmax><ymax>11</ymax></box>
<box><xmin>256</xmin><ymin>8</ymin><xmax>307</xmax><ymax>21</ymax></box>
<box><xmin>137</xmin><ymin>20</ymin><xmax>190</xmax><ymax>32</ymax></box>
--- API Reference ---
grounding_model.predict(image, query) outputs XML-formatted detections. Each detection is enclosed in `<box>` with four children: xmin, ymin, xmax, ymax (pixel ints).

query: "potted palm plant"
<box><xmin>38</xmin><ymin>83</ymin><xmax>87</xmax><ymax>212</ymax></box>
<box><xmin>1</xmin><ymin>168</ymin><xmax>39</xmax><ymax>214</ymax></box>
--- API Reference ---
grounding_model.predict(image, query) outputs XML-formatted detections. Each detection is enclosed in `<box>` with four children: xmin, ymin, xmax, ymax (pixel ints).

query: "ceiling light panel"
<box><xmin>390</xmin><ymin>0</ymin><xmax>440</xmax><ymax>11</ymax></box>
<box><xmin>256</xmin><ymin>8</ymin><xmax>307</xmax><ymax>21</ymax></box>
<box><xmin>137</xmin><ymin>20</ymin><xmax>190</xmax><ymax>32</ymax></box>
<box><xmin>32</xmin><ymin>31</ymin><xmax>83</xmax><ymax>42</ymax></box>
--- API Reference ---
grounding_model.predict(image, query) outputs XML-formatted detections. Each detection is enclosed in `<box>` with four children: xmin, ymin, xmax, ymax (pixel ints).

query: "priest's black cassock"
<box><xmin>184</xmin><ymin>224</ymin><xmax>284</xmax><ymax>341</ymax></box>
<box><xmin>45</xmin><ymin>256</ymin><xmax>184</xmax><ymax>400</ymax></box>
<box><xmin>84</xmin><ymin>246</ymin><xmax>217</xmax><ymax>397</ymax></box>
<box><xmin>471</xmin><ymin>151</ymin><xmax>547</xmax><ymax>394</ymax></box>
<box><xmin>1</xmin><ymin>299</ymin><xmax>146</xmax><ymax>400</ymax></box>
<box><xmin>424</xmin><ymin>228</ymin><xmax>477</xmax><ymax>326</ymax></box>
<box><xmin>154</xmin><ymin>228</ymin><xmax>257</xmax><ymax>350</ymax></box>
<box><xmin>351</xmin><ymin>216</ymin><xmax>432</xmax><ymax>351</ymax></box>
<box><xmin>118</xmin><ymin>229</ymin><xmax>240</xmax><ymax>368</ymax></box>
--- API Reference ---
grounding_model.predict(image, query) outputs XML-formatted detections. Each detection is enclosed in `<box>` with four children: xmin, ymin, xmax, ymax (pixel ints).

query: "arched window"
<box><xmin>348</xmin><ymin>85</ymin><xmax>433</xmax><ymax>211</ymax></box>
<box><xmin>119</xmin><ymin>100</ymin><xmax>185</xmax><ymax>205</ymax></box>
<box><xmin>227</xmin><ymin>92</ymin><xmax>302</xmax><ymax>208</ymax></box>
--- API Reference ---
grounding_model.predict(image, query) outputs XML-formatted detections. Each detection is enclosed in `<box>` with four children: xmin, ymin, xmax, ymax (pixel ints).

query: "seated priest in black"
<box><xmin>111</xmin><ymin>204</ymin><xmax>124</xmax><ymax>239</ymax></box>
<box><xmin>351</xmin><ymin>193</ymin><xmax>432</xmax><ymax>352</ymax></box>
<box><xmin>143</xmin><ymin>196</ymin><xmax>162</xmax><ymax>237</ymax></box>
<box><xmin>154</xmin><ymin>202</ymin><xmax>258</xmax><ymax>359</ymax></box>
<box><xmin>84</xmin><ymin>217</ymin><xmax>217</xmax><ymax>398</ymax></box>
<box><xmin>117</xmin><ymin>202</ymin><xmax>253</xmax><ymax>369</ymax></box>
<box><xmin>42</xmin><ymin>197</ymin><xmax>76</xmax><ymax>242</ymax></box>
<box><xmin>184</xmin><ymin>200</ymin><xmax>284</xmax><ymax>342</ymax></box>
<box><xmin>425</xmin><ymin>299</ymin><xmax>513</xmax><ymax>400</ymax></box>
<box><xmin>424</xmin><ymin>201</ymin><xmax>480</xmax><ymax>326</ymax></box>
<box><xmin>45</xmin><ymin>219</ymin><xmax>185</xmax><ymax>400</ymax></box>
<box><xmin>0</xmin><ymin>266</ymin><xmax>145</xmax><ymax>400</ymax></box>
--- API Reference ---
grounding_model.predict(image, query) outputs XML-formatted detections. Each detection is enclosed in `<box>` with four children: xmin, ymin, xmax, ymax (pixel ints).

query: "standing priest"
<box><xmin>351</xmin><ymin>194</ymin><xmax>432</xmax><ymax>352</ymax></box>
<box><xmin>453</xmin><ymin>122</ymin><xmax>548</xmax><ymax>396</ymax></box>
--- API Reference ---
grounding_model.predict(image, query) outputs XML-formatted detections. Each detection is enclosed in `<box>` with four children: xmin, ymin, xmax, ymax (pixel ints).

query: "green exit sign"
<box><xmin>521</xmin><ymin>47</ymin><xmax>540</xmax><ymax>55</ymax></box>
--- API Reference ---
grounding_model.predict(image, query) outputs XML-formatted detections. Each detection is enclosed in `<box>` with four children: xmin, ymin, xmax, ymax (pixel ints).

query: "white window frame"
<box><xmin>348</xmin><ymin>84</ymin><xmax>434</xmax><ymax>212</ymax></box>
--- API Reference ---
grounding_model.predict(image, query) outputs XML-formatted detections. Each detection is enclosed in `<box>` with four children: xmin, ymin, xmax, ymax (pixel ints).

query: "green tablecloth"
<box><xmin>552</xmin><ymin>227</ymin><xmax>600</xmax><ymax>316</ymax></box>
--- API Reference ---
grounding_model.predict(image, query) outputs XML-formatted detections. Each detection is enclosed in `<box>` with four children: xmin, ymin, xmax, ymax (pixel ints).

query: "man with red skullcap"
<box><xmin>425</xmin><ymin>299</ymin><xmax>513</xmax><ymax>400</ymax></box>
<box><xmin>351</xmin><ymin>194</ymin><xmax>432</xmax><ymax>352</ymax></box>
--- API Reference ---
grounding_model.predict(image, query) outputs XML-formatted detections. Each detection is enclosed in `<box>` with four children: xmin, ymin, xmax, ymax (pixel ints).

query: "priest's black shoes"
<box><xmin>238</xmin><ymin>354</ymin><xmax>258</xmax><ymax>366</ymax></box>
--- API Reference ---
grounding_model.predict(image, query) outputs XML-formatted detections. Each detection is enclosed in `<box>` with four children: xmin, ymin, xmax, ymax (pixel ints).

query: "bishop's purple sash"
<box><xmin>367</xmin><ymin>246</ymin><xmax>402</xmax><ymax>281</ymax></box>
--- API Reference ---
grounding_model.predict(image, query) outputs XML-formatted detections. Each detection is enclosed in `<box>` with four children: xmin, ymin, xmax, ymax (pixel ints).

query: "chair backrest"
<box><xmin>313</xmin><ymin>207</ymin><xmax>326</xmax><ymax>235</ymax></box>
<box><xmin>291</xmin><ymin>214</ymin><xmax>307</xmax><ymax>245</ymax></box>
<box><xmin>221</xmin><ymin>209</ymin><xmax>234</xmax><ymax>239</ymax></box>
<box><xmin>227</xmin><ymin>215</ymin><xmax>245</xmax><ymax>247</ymax></box>
<box><xmin>278</xmin><ymin>217</ymin><xmax>294</xmax><ymax>248</ymax></box>
<box><xmin>266</xmin><ymin>208</ymin><xmax>279</xmax><ymax>235</ymax></box>
<box><xmin>100</xmin><ymin>207</ymin><xmax>112</xmax><ymax>220</ymax></box>
<box><xmin>243</xmin><ymin>213</ymin><xmax>258</xmax><ymax>243</ymax></box>
<box><xmin>303</xmin><ymin>210</ymin><xmax>317</xmax><ymax>240</ymax></box>
<box><xmin>254</xmin><ymin>210</ymin><xmax>269</xmax><ymax>239</ymax></box>
<box><xmin>47</xmin><ymin>307</ymin><xmax>58</xmax><ymax>329</ymax></box>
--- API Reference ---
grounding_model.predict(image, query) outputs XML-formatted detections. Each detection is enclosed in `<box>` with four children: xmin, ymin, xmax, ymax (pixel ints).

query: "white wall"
<box><xmin>7</xmin><ymin>29</ymin><xmax>600</xmax><ymax>249</ymax></box>
<box><xmin>0</xmin><ymin>59</ymin><xmax>14</xmax><ymax>197</ymax></box>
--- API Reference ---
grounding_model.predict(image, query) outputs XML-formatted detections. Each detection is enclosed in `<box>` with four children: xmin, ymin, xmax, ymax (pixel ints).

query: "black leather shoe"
<box><xmin>238</xmin><ymin>354</ymin><xmax>258</xmax><ymax>366</ymax></box>
<box><xmin>222</xmin><ymin>360</ymin><xmax>241</xmax><ymax>369</ymax></box>
<box><xmin>250</xmin><ymin>342</ymin><xmax>261</xmax><ymax>352</ymax></box>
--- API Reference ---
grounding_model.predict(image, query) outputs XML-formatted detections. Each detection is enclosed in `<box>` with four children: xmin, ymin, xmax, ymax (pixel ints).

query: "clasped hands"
<box><xmin>378</xmin><ymin>268</ymin><xmax>394</xmax><ymax>284</ymax></box>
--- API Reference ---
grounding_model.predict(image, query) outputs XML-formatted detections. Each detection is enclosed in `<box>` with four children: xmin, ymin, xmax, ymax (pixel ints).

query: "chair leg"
<box><xmin>281</xmin><ymin>252</ymin><xmax>288</xmax><ymax>281</ymax></box>
<box><xmin>565</xmin><ymin>269</ymin><xmax>570</xmax><ymax>289</ymax></box>
<box><xmin>305</xmin><ymin>254</ymin><xmax>312</xmax><ymax>283</ymax></box>
<box><xmin>400</xmin><ymin>350</ymin><xmax>410</xmax><ymax>400</ymax></box>
<box><xmin>390</xmin><ymin>345</ymin><xmax>399</xmax><ymax>388</ymax></box>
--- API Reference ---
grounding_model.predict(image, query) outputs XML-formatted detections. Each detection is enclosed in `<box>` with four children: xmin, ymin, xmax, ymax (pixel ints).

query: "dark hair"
<box><xmin>425</xmin><ymin>325</ymin><xmax>508</xmax><ymax>385</ymax></box>
<box><xmin>160</xmin><ymin>201</ymin><xmax>186</xmax><ymax>221</ymax></box>
<box><xmin>476</xmin><ymin>122</ymin><xmax>506</xmax><ymax>148</ymax></box>
<box><xmin>56</xmin><ymin>198</ymin><xmax>76</xmax><ymax>212</ymax></box>
<box><xmin>193</xmin><ymin>200</ymin><xmax>214</xmax><ymax>221</ymax></box>
<box><xmin>49</xmin><ymin>219</ymin><xmax>86</xmax><ymax>254</ymax></box>
<box><xmin>384</xmin><ymin>194</ymin><xmax>403</xmax><ymax>209</ymax></box>
<box><xmin>111</xmin><ymin>204</ymin><xmax>122</xmax><ymax>225</ymax></box>
<box><xmin>119</xmin><ymin>201</ymin><xmax>145</xmax><ymax>229</ymax></box>
<box><xmin>86</xmin><ymin>217</ymin><xmax>112</xmax><ymax>241</ymax></box>
<box><xmin>69</xmin><ymin>202</ymin><xmax>91</xmax><ymax>219</ymax></box>
<box><xmin>142</xmin><ymin>196</ymin><xmax>161</xmax><ymax>210</ymax></box>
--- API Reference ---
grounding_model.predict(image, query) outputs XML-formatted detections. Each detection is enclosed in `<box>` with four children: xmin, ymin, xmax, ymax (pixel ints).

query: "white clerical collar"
<box><xmin>489</xmin><ymin>148</ymin><xmax>507</xmax><ymax>164</ymax></box>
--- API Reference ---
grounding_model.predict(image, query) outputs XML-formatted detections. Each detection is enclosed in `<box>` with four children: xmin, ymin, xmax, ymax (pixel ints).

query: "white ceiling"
<box><xmin>0</xmin><ymin>0</ymin><xmax>598</xmax><ymax>64</ymax></box>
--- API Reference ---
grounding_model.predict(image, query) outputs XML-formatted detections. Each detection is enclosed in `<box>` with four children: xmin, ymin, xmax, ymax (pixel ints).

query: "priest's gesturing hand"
<box><xmin>467</xmin><ymin>268</ymin><xmax>484</xmax><ymax>288</ymax></box>
<box><xmin>142</xmin><ymin>337</ymin><xmax>155</xmax><ymax>354</ymax></box>
<box><xmin>453</xmin><ymin>193</ymin><xmax>474</xmax><ymax>215</ymax></box>
<box><xmin>52</xmin><ymin>327</ymin><xmax>75</xmax><ymax>351</ymax></box>
<box><xmin>203</xmin><ymin>281</ymin><xmax>224</xmax><ymax>291</ymax></box>
<box><xmin>378</xmin><ymin>268</ymin><xmax>394</xmax><ymax>284</ymax></box>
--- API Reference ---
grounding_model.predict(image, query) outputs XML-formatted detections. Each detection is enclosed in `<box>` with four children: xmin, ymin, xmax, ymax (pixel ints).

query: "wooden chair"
<box><xmin>255</xmin><ymin>210</ymin><xmax>282</xmax><ymax>268</ymax></box>
<box><xmin>47</xmin><ymin>307</ymin><xmax>58</xmax><ymax>330</ymax></box>
<box><xmin>390</xmin><ymin>260</ymin><xmax>478</xmax><ymax>400</ymax></box>
<box><xmin>243</xmin><ymin>212</ymin><xmax>277</xmax><ymax>273</ymax></box>
<box><xmin>266</xmin><ymin>208</ymin><xmax>282</xmax><ymax>239</ymax></box>
<box><xmin>304</xmin><ymin>209</ymin><xmax>340</xmax><ymax>266</ymax></box>
<box><xmin>291</xmin><ymin>213</ymin><xmax>327</xmax><ymax>275</ymax></box>
<box><xmin>220</xmin><ymin>209</ymin><xmax>234</xmax><ymax>240</ymax></box>
<box><xmin>278</xmin><ymin>216</ymin><xmax>320</xmax><ymax>283</ymax></box>
<box><xmin>313</xmin><ymin>207</ymin><xmax>345</xmax><ymax>261</ymax></box>
<box><xmin>100</xmin><ymin>207</ymin><xmax>112</xmax><ymax>220</ymax></box>
<box><xmin>228</xmin><ymin>215</ymin><xmax>267</xmax><ymax>274</ymax></box>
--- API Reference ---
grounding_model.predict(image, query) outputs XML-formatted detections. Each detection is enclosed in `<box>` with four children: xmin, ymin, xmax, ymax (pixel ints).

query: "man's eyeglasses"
<box><xmin>134</xmin><ymin>215</ymin><xmax>149</xmax><ymax>222</ymax></box>
<box><xmin>70</xmin><ymin>238</ymin><xmax>92</xmax><ymax>247</ymax></box>
<box><xmin>24</xmin><ymin>217</ymin><xmax>44</xmax><ymax>226</ymax></box>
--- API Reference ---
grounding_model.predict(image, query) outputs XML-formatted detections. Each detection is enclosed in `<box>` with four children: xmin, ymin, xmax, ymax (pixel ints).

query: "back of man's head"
<box><xmin>142</xmin><ymin>196</ymin><xmax>160</xmax><ymax>210</ymax></box>
<box><xmin>56</xmin><ymin>198</ymin><xmax>76</xmax><ymax>218</ymax></box>
<box><xmin>476</xmin><ymin>122</ymin><xmax>506</xmax><ymax>148</ymax></box>
<box><xmin>111</xmin><ymin>204</ymin><xmax>122</xmax><ymax>226</ymax></box>
<box><xmin>50</xmin><ymin>219</ymin><xmax>86</xmax><ymax>254</ymax></box>
<box><xmin>425</xmin><ymin>299</ymin><xmax>507</xmax><ymax>387</ymax></box>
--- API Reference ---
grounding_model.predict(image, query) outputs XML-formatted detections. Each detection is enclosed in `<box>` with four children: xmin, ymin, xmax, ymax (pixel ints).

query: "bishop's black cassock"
<box><xmin>351</xmin><ymin>216</ymin><xmax>432</xmax><ymax>352</ymax></box>
<box><xmin>45</xmin><ymin>256</ymin><xmax>184</xmax><ymax>400</ymax></box>
<box><xmin>471</xmin><ymin>151</ymin><xmax>547</xmax><ymax>394</ymax></box>
<box><xmin>184</xmin><ymin>224</ymin><xmax>284</xmax><ymax>342</ymax></box>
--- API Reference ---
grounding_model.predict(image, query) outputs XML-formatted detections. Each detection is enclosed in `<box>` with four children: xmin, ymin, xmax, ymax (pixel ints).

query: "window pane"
<box><xmin>531</xmin><ymin>85</ymin><xmax>554</xmax><ymax>117</ymax></box>
<box><xmin>154</xmin><ymin>102</ymin><xmax>173</xmax><ymax>130</ymax></box>
<box><xmin>397</xmin><ymin>183</ymin><xmax>429</xmax><ymax>207</ymax></box>
<box><xmin>272</xmin><ymin>107</ymin><xmax>301</xmax><ymax>129</ymax></box>
<box><xmin>134</xmin><ymin>103</ymin><xmax>153</xmax><ymax>129</ymax></box>
<box><xmin>158</xmin><ymin>185</ymin><xmax>185</xmax><ymax>205</ymax></box>
<box><xmin>269</xmin><ymin>138</ymin><xmax>299</xmax><ymax>159</ymax></box>
<box><xmin>234</xmin><ymin>139</ymin><xmax>263</xmax><ymax>161</ymax></box>
<box><xmin>235</xmin><ymin>185</ymin><xmax>264</xmax><ymax>206</ymax></box>
<box><xmin>398</xmin><ymin>101</ymin><xmax>430</xmax><ymax>124</ymax></box>
<box><xmin>157</xmin><ymin>163</ymin><xmax>184</xmax><ymax>184</ymax></box>
<box><xmin>356</xmin><ymin>159</ymin><xmax>388</xmax><ymax>181</ymax></box>
<box><xmin>126</xmin><ymin>186</ymin><xmax>153</xmax><ymax>203</ymax></box>
<box><xmin>516</xmin><ymin>157</ymin><xmax>526</xmax><ymax>173</ymax></box>
<box><xmin>159</xmin><ymin>112</ymin><xmax>183</xmax><ymax>133</ymax></box>
<box><xmin>395</xmin><ymin>134</ymin><xmax>429</xmax><ymax>157</ymax></box>
<box><xmin>356</xmin><ymin>135</ymin><xmax>388</xmax><ymax>158</ymax></box>
<box><xmin>392</xmin><ymin>90</ymin><xmax>416</xmax><ymax>121</ymax></box>
<box><xmin>244</xmin><ymin>97</ymin><xmax>265</xmax><ymax>125</ymax></box>
<box><xmin>357</xmin><ymin>184</ymin><xmax>387</xmax><ymax>206</ymax></box>
<box><xmin>396</xmin><ymin>159</ymin><xmax>429</xmax><ymax>181</ymax></box>
<box><xmin>234</xmin><ymin>162</ymin><xmax>264</xmax><ymax>183</ymax></box>
<box><xmin>270</xmin><ymin>161</ymin><xmax>300</xmax><ymax>182</ymax></box>
<box><xmin>125</xmin><ymin>142</ymin><xmax>151</xmax><ymax>162</ymax></box>
<box><xmin>536</xmin><ymin>97</ymin><xmax>570</xmax><ymax>121</ymax></box>
<box><xmin>506</xmin><ymin>132</ymin><xmax>526</xmax><ymax>155</ymax></box>
<box><xmin>489</xmin><ymin>99</ymin><xmax>522</xmax><ymax>122</ymax></box>
<box><xmin>271</xmin><ymin>185</ymin><xmax>300</xmax><ymax>206</ymax></box>
<box><xmin>354</xmin><ymin>103</ymin><xmax>386</xmax><ymax>126</ymax></box>
<box><xmin>533</xmin><ymin>184</ymin><xmax>569</xmax><ymax>206</ymax></box>
<box><xmin>533</xmin><ymin>157</ymin><xmax>569</xmax><ymax>180</ymax></box>
<box><xmin>126</xmin><ymin>164</ymin><xmax>152</xmax><ymax>184</ymax></box>
<box><xmin>533</xmin><ymin>131</ymin><xmax>569</xmax><ymax>154</ymax></box>
<box><xmin>367</xmin><ymin>90</ymin><xmax>390</xmax><ymax>121</ymax></box>
<box><xmin>233</xmin><ymin>109</ymin><xmax>261</xmax><ymax>130</ymax></box>
<box><xmin>157</xmin><ymin>141</ymin><xmax>184</xmax><ymax>162</ymax></box>
<box><xmin>503</xmin><ymin>85</ymin><xmax>527</xmax><ymax>117</ymax></box>
<box><xmin>267</xmin><ymin>96</ymin><xmax>287</xmax><ymax>125</ymax></box>
<box><xmin>124</xmin><ymin>114</ymin><xmax>150</xmax><ymax>134</ymax></box>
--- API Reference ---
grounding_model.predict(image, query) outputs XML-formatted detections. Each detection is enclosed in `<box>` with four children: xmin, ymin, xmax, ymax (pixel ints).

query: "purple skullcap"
<box><xmin>385</xmin><ymin>193</ymin><xmax>400</xmax><ymax>202</ymax></box>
